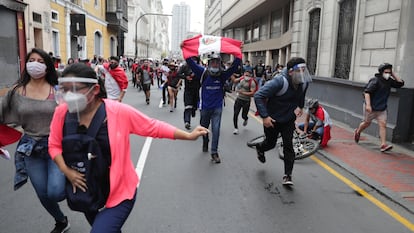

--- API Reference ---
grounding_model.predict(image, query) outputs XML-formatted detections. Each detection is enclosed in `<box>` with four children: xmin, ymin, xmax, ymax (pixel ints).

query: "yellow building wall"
<box><xmin>51</xmin><ymin>2</ymin><xmax>68</xmax><ymax>62</ymax></box>
<box><xmin>50</xmin><ymin>0</ymin><xmax>115</xmax><ymax>63</ymax></box>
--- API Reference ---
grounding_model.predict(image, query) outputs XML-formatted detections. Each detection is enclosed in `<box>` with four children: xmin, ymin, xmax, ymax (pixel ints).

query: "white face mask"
<box><xmin>62</xmin><ymin>87</ymin><xmax>93</xmax><ymax>113</ymax></box>
<box><xmin>26</xmin><ymin>61</ymin><xmax>47</xmax><ymax>79</ymax></box>
<box><xmin>383</xmin><ymin>73</ymin><xmax>391</xmax><ymax>80</ymax></box>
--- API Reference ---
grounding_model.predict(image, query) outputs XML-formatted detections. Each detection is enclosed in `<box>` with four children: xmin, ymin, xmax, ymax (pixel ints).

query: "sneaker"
<box><xmin>51</xmin><ymin>216</ymin><xmax>70</xmax><ymax>233</ymax></box>
<box><xmin>233</xmin><ymin>129</ymin><xmax>239</xmax><ymax>135</ymax></box>
<box><xmin>354</xmin><ymin>129</ymin><xmax>360</xmax><ymax>143</ymax></box>
<box><xmin>146</xmin><ymin>99</ymin><xmax>150</xmax><ymax>105</ymax></box>
<box><xmin>211</xmin><ymin>153</ymin><xmax>221</xmax><ymax>163</ymax></box>
<box><xmin>243</xmin><ymin>119</ymin><xmax>248</xmax><ymax>126</ymax></box>
<box><xmin>380</xmin><ymin>144</ymin><xmax>393</xmax><ymax>152</ymax></box>
<box><xmin>202</xmin><ymin>140</ymin><xmax>208</xmax><ymax>152</ymax></box>
<box><xmin>169</xmin><ymin>106</ymin><xmax>174</xmax><ymax>112</ymax></box>
<box><xmin>255</xmin><ymin>146</ymin><xmax>266</xmax><ymax>163</ymax></box>
<box><xmin>185</xmin><ymin>122</ymin><xmax>191</xmax><ymax>130</ymax></box>
<box><xmin>282</xmin><ymin>175</ymin><xmax>293</xmax><ymax>185</ymax></box>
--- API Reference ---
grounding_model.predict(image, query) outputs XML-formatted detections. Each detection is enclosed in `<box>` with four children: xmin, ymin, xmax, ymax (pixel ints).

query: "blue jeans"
<box><xmin>255</xmin><ymin>77</ymin><xmax>263</xmax><ymax>89</ymax></box>
<box><xmin>24</xmin><ymin>153</ymin><xmax>66</xmax><ymax>222</ymax></box>
<box><xmin>200</xmin><ymin>108</ymin><xmax>222</xmax><ymax>154</ymax></box>
<box><xmin>87</xmin><ymin>190</ymin><xmax>137</xmax><ymax>233</ymax></box>
<box><xmin>297</xmin><ymin>122</ymin><xmax>324</xmax><ymax>138</ymax></box>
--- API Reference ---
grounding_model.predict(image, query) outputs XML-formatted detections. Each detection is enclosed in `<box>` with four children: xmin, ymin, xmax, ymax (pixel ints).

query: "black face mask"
<box><xmin>109</xmin><ymin>64</ymin><xmax>118</xmax><ymax>69</ymax></box>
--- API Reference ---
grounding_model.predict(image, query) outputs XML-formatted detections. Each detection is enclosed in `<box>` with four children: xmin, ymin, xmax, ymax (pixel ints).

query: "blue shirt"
<box><xmin>186</xmin><ymin>58</ymin><xmax>241</xmax><ymax>110</ymax></box>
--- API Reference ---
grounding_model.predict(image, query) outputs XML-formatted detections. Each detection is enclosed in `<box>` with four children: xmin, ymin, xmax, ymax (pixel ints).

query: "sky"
<box><xmin>161</xmin><ymin>0</ymin><xmax>205</xmax><ymax>33</ymax></box>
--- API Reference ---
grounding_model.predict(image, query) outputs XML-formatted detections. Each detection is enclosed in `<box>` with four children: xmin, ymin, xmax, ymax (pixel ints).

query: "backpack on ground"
<box><xmin>62</xmin><ymin>103</ymin><xmax>110</xmax><ymax>213</ymax></box>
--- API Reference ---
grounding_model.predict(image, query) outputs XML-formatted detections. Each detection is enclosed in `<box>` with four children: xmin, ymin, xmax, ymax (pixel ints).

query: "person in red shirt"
<box><xmin>297</xmin><ymin>99</ymin><xmax>332</xmax><ymax>147</ymax></box>
<box><xmin>131</xmin><ymin>59</ymin><xmax>139</xmax><ymax>88</ymax></box>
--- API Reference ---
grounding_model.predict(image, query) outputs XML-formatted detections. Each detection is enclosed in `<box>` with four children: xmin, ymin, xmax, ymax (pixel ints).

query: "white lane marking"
<box><xmin>158</xmin><ymin>97</ymin><xmax>164</xmax><ymax>108</ymax></box>
<box><xmin>135</xmin><ymin>137</ymin><xmax>153</xmax><ymax>188</ymax></box>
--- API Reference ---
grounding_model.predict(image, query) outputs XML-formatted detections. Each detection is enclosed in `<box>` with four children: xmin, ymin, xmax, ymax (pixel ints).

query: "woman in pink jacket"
<box><xmin>48</xmin><ymin>63</ymin><xmax>208</xmax><ymax>233</ymax></box>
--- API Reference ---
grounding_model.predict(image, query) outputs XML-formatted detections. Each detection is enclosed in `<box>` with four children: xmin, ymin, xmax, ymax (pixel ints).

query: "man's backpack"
<box><xmin>274</xmin><ymin>74</ymin><xmax>308</xmax><ymax>96</ymax></box>
<box><xmin>62</xmin><ymin>103</ymin><xmax>110</xmax><ymax>213</ymax></box>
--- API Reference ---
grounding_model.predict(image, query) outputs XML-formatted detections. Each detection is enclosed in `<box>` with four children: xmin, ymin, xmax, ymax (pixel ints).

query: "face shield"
<box><xmin>56</xmin><ymin>77</ymin><xmax>98</xmax><ymax>116</ymax></box>
<box><xmin>290</xmin><ymin>63</ymin><xmax>312</xmax><ymax>84</ymax></box>
<box><xmin>208</xmin><ymin>58</ymin><xmax>222</xmax><ymax>76</ymax></box>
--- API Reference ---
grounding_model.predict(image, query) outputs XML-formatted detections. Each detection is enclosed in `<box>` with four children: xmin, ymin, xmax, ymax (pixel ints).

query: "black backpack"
<box><xmin>62</xmin><ymin>103</ymin><xmax>110</xmax><ymax>213</ymax></box>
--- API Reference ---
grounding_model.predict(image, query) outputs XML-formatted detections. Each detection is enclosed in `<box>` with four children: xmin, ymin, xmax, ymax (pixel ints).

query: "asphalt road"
<box><xmin>1</xmin><ymin>83</ymin><xmax>413</xmax><ymax>233</ymax></box>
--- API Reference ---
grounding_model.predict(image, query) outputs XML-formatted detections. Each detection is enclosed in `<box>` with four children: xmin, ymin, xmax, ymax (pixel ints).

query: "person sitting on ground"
<box><xmin>297</xmin><ymin>99</ymin><xmax>332</xmax><ymax>147</ymax></box>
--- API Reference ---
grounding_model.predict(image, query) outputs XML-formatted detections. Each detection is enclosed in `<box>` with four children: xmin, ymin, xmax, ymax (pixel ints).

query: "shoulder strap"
<box><xmin>64</xmin><ymin>113</ymin><xmax>79</xmax><ymax>136</ymax></box>
<box><xmin>63</xmin><ymin>103</ymin><xmax>106</xmax><ymax>137</ymax></box>
<box><xmin>86</xmin><ymin>103</ymin><xmax>106</xmax><ymax>137</ymax></box>
<box><xmin>276</xmin><ymin>76</ymin><xmax>289</xmax><ymax>96</ymax></box>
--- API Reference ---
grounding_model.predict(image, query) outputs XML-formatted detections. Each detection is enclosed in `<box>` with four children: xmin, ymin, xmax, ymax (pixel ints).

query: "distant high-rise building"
<box><xmin>171</xmin><ymin>2</ymin><xmax>190</xmax><ymax>56</ymax></box>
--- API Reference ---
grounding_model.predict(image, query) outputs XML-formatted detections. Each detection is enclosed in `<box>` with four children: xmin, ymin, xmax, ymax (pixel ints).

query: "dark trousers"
<box><xmin>183</xmin><ymin>88</ymin><xmax>199</xmax><ymax>124</ymax></box>
<box><xmin>257</xmin><ymin>119</ymin><xmax>295</xmax><ymax>175</ymax></box>
<box><xmin>233</xmin><ymin>98</ymin><xmax>250</xmax><ymax>129</ymax></box>
<box><xmin>86</xmin><ymin>189</ymin><xmax>137</xmax><ymax>233</ymax></box>
<box><xmin>162</xmin><ymin>83</ymin><xmax>168</xmax><ymax>104</ymax></box>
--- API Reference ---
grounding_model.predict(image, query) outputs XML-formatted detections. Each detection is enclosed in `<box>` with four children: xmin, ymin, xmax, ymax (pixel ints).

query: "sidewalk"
<box><xmin>226</xmin><ymin>92</ymin><xmax>414</xmax><ymax>213</ymax></box>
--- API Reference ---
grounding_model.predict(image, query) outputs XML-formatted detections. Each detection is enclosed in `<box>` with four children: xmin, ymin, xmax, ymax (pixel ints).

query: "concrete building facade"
<box><xmin>50</xmin><ymin>0</ymin><xmax>128</xmax><ymax>62</ymax></box>
<box><xmin>205</xmin><ymin>0</ymin><xmax>414</xmax><ymax>144</ymax></box>
<box><xmin>170</xmin><ymin>2</ymin><xmax>190</xmax><ymax>58</ymax></box>
<box><xmin>125</xmin><ymin>0</ymin><xmax>170</xmax><ymax>60</ymax></box>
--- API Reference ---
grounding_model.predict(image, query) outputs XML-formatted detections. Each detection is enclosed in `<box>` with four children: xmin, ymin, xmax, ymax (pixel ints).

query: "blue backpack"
<box><xmin>62</xmin><ymin>103</ymin><xmax>110</xmax><ymax>213</ymax></box>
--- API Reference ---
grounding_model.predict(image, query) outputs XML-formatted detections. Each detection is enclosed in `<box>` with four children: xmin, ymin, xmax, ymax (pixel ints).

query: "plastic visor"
<box><xmin>291</xmin><ymin>63</ymin><xmax>312</xmax><ymax>83</ymax></box>
<box><xmin>55</xmin><ymin>77</ymin><xmax>98</xmax><ymax>104</ymax></box>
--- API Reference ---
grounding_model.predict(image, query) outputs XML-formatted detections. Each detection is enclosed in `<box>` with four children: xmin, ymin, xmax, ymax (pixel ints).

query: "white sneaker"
<box><xmin>233</xmin><ymin>129</ymin><xmax>239</xmax><ymax>135</ymax></box>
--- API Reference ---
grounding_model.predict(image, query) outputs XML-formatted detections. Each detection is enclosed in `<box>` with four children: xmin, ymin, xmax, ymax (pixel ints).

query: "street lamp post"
<box><xmin>134</xmin><ymin>13</ymin><xmax>172</xmax><ymax>58</ymax></box>
<box><xmin>116</xmin><ymin>8</ymin><xmax>123</xmax><ymax>57</ymax></box>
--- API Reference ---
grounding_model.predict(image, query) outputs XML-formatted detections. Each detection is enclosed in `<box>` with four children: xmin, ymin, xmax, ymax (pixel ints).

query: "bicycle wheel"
<box><xmin>247</xmin><ymin>135</ymin><xmax>265</xmax><ymax>148</ymax></box>
<box><xmin>278</xmin><ymin>138</ymin><xmax>319</xmax><ymax>160</ymax></box>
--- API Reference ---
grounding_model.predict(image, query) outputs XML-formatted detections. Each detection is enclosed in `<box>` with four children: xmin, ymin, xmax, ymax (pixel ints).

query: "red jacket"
<box><xmin>103</xmin><ymin>63</ymin><xmax>128</xmax><ymax>91</ymax></box>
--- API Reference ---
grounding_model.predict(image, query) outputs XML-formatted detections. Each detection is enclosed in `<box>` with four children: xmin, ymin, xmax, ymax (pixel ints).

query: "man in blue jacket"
<box><xmin>253</xmin><ymin>57</ymin><xmax>311</xmax><ymax>185</ymax></box>
<box><xmin>186</xmin><ymin>53</ymin><xmax>241</xmax><ymax>163</ymax></box>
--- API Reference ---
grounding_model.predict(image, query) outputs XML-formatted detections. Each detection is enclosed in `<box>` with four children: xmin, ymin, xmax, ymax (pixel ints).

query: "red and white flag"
<box><xmin>181</xmin><ymin>34</ymin><xmax>242</xmax><ymax>59</ymax></box>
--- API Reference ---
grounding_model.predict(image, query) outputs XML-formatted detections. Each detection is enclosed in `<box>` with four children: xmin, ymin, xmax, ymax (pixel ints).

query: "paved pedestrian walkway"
<box><xmin>226</xmin><ymin>92</ymin><xmax>414</xmax><ymax>213</ymax></box>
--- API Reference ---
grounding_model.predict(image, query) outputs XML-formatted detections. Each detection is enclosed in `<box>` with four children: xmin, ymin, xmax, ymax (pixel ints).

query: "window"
<box><xmin>270</xmin><ymin>9</ymin><xmax>282</xmax><ymax>38</ymax></box>
<box><xmin>307</xmin><ymin>9</ymin><xmax>321</xmax><ymax>75</ymax></box>
<box><xmin>94</xmin><ymin>32</ymin><xmax>102</xmax><ymax>56</ymax></box>
<box><xmin>334</xmin><ymin>0</ymin><xmax>356</xmax><ymax>79</ymax></box>
<box><xmin>51</xmin><ymin>11</ymin><xmax>59</xmax><ymax>22</ymax></box>
<box><xmin>252</xmin><ymin>22</ymin><xmax>259</xmax><ymax>41</ymax></box>
<box><xmin>283</xmin><ymin>4</ymin><xmax>290</xmax><ymax>33</ymax></box>
<box><xmin>245</xmin><ymin>25</ymin><xmax>251</xmax><ymax>43</ymax></box>
<box><xmin>110</xmin><ymin>37</ymin><xmax>116</xmax><ymax>57</ymax></box>
<box><xmin>260</xmin><ymin>17</ymin><xmax>268</xmax><ymax>40</ymax></box>
<box><xmin>33</xmin><ymin>12</ymin><xmax>42</xmax><ymax>23</ymax></box>
<box><xmin>52</xmin><ymin>30</ymin><xmax>60</xmax><ymax>56</ymax></box>
<box><xmin>224</xmin><ymin>28</ymin><xmax>233</xmax><ymax>38</ymax></box>
<box><xmin>234</xmin><ymin>28</ymin><xmax>244</xmax><ymax>41</ymax></box>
